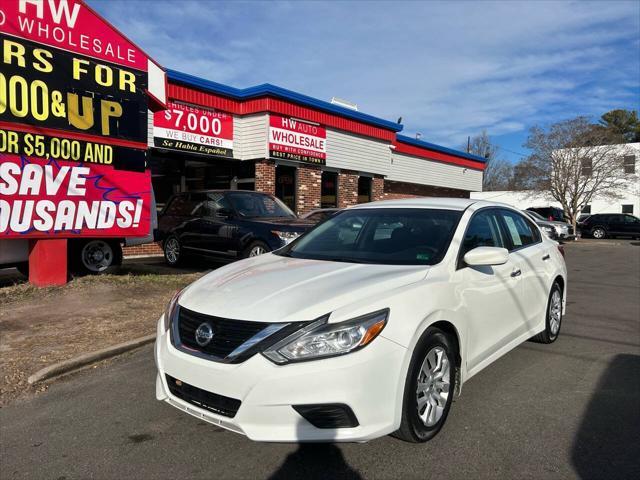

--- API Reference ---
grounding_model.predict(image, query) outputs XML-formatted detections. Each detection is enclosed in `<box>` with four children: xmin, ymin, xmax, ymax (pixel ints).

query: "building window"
<box><xmin>622</xmin><ymin>204</ymin><xmax>634</xmax><ymax>214</ymax></box>
<box><xmin>321</xmin><ymin>171</ymin><xmax>338</xmax><ymax>208</ymax></box>
<box><xmin>580</xmin><ymin>158</ymin><xmax>592</xmax><ymax>176</ymax></box>
<box><xmin>358</xmin><ymin>176</ymin><xmax>372</xmax><ymax>203</ymax></box>
<box><xmin>623</xmin><ymin>155</ymin><xmax>636</xmax><ymax>174</ymax></box>
<box><xmin>581</xmin><ymin>205</ymin><xmax>591</xmax><ymax>214</ymax></box>
<box><xmin>275</xmin><ymin>165</ymin><xmax>296</xmax><ymax>211</ymax></box>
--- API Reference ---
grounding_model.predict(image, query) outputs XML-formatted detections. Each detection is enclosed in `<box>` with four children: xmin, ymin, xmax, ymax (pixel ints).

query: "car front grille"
<box><xmin>171</xmin><ymin>306</ymin><xmax>304</xmax><ymax>363</ymax></box>
<box><xmin>166</xmin><ymin>375</ymin><xmax>241</xmax><ymax>418</ymax></box>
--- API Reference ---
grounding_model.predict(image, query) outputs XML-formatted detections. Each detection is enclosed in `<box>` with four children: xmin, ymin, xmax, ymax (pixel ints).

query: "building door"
<box><xmin>321</xmin><ymin>171</ymin><xmax>338</xmax><ymax>208</ymax></box>
<box><xmin>276</xmin><ymin>165</ymin><xmax>297</xmax><ymax>211</ymax></box>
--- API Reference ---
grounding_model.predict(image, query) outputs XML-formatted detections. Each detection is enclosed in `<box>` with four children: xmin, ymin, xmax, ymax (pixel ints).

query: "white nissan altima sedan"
<box><xmin>155</xmin><ymin>198</ymin><xmax>567</xmax><ymax>443</ymax></box>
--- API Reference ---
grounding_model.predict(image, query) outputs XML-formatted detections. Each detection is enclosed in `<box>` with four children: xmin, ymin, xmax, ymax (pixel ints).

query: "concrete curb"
<box><xmin>28</xmin><ymin>334</ymin><xmax>156</xmax><ymax>385</ymax></box>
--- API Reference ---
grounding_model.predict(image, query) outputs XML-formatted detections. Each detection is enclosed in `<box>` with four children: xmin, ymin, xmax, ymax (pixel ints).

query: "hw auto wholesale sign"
<box><xmin>269</xmin><ymin>115</ymin><xmax>326</xmax><ymax>165</ymax></box>
<box><xmin>154</xmin><ymin>101</ymin><xmax>234</xmax><ymax>157</ymax></box>
<box><xmin>0</xmin><ymin>0</ymin><xmax>164</xmax><ymax>238</ymax></box>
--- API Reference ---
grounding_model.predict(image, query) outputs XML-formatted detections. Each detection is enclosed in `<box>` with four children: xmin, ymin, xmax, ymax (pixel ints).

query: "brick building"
<box><xmin>125</xmin><ymin>69</ymin><xmax>486</xmax><ymax>256</ymax></box>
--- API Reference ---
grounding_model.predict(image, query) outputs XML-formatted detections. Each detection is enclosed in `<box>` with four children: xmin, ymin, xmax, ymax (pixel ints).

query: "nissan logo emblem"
<box><xmin>195</xmin><ymin>322</ymin><xmax>214</xmax><ymax>347</ymax></box>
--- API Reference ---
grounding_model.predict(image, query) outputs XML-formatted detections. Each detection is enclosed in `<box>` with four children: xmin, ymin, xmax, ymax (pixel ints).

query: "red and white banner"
<box><xmin>0</xmin><ymin>0</ymin><xmax>148</xmax><ymax>71</ymax></box>
<box><xmin>0</xmin><ymin>154</ymin><xmax>150</xmax><ymax>237</ymax></box>
<box><xmin>153</xmin><ymin>102</ymin><xmax>233</xmax><ymax>157</ymax></box>
<box><xmin>0</xmin><ymin>0</ymin><xmax>164</xmax><ymax>239</ymax></box>
<box><xmin>269</xmin><ymin>115</ymin><xmax>326</xmax><ymax>165</ymax></box>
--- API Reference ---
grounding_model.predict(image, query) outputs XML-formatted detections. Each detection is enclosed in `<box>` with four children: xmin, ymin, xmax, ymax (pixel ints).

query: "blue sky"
<box><xmin>91</xmin><ymin>0</ymin><xmax>640</xmax><ymax>163</ymax></box>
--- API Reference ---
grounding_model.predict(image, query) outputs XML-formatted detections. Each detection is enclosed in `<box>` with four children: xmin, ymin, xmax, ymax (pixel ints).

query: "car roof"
<box><xmin>349</xmin><ymin>197</ymin><xmax>509</xmax><ymax>211</ymax></box>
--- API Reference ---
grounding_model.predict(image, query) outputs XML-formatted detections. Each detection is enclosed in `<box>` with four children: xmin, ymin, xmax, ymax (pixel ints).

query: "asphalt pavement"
<box><xmin>1</xmin><ymin>240</ymin><xmax>639</xmax><ymax>480</ymax></box>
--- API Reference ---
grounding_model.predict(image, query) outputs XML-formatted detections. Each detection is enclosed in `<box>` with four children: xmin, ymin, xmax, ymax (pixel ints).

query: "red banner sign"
<box><xmin>0</xmin><ymin>154</ymin><xmax>150</xmax><ymax>237</ymax></box>
<box><xmin>153</xmin><ymin>102</ymin><xmax>234</xmax><ymax>157</ymax></box>
<box><xmin>269</xmin><ymin>115</ymin><xmax>326</xmax><ymax>165</ymax></box>
<box><xmin>0</xmin><ymin>0</ymin><xmax>159</xmax><ymax>239</ymax></box>
<box><xmin>0</xmin><ymin>0</ymin><xmax>148</xmax><ymax>71</ymax></box>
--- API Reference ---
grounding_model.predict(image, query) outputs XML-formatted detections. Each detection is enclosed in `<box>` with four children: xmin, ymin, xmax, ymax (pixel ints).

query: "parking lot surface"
<box><xmin>1</xmin><ymin>240</ymin><xmax>639</xmax><ymax>479</ymax></box>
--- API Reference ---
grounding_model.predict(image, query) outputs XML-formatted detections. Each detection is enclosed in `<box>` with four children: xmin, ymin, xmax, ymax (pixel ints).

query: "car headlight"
<box><xmin>271</xmin><ymin>230</ymin><xmax>301</xmax><ymax>244</ymax></box>
<box><xmin>163</xmin><ymin>290</ymin><xmax>182</xmax><ymax>331</ymax></box>
<box><xmin>542</xmin><ymin>226</ymin><xmax>555</xmax><ymax>238</ymax></box>
<box><xmin>262</xmin><ymin>309</ymin><xmax>389</xmax><ymax>364</ymax></box>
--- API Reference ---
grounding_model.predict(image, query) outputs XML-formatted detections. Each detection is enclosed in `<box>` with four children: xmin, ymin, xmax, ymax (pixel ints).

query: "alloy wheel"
<box><xmin>165</xmin><ymin>238</ymin><xmax>180</xmax><ymax>264</ymax></box>
<box><xmin>249</xmin><ymin>245</ymin><xmax>266</xmax><ymax>257</ymax></box>
<box><xmin>549</xmin><ymin>289</ymin><xmax>562</xmax><ymax>335</ymax></box>
<box><xmin>592</xmin><ymin>228</ymin><xmax>605</xmax><ymax>239</ymax></box>
<box><xmin>416</xmin><ymin>346</ymin><xmax>451</xmax><ymax>427</ymax></box>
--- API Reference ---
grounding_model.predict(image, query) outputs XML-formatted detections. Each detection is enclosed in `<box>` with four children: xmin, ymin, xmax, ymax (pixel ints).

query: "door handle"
<box><xmin>542</xmin><ymin>254</ymin><xmax>551</xmax><ymax>261</ymax></box>
<box><xmin>511</xmin><ymin>269</ymin><xmax>522</xmax><ymax>277</ymax></box>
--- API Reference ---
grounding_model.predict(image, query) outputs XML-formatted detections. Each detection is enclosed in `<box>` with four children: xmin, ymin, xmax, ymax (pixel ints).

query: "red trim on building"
<box><xmin>393</xmin><ymin>140</ymin><xmax>486</xmax><ymax>171</ymax></box>
<box><xmin>167</xmin><ymin>83</ymin><xmax>397</xmax><ymax>142</ymax></box>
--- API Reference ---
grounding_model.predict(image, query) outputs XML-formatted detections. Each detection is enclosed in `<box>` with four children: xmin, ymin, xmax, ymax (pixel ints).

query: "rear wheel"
<box><xmin>531</xmin><ymin>282</ymin><xmax>563</xmax><ymax>344</ymax></box>
<box><xmin>393</xmin><ymin>328</ymin><xmax>457</xmax><ymax>443</ymax></box>
<box><xmin>163</xmin><ymin>236</ymin><xmax>182</xmax><ymax>266</ymax></box>
<box><xmin>591</xmin><ymin>227</ymin><xmax>606</xmax><ymax>239</ymax></box>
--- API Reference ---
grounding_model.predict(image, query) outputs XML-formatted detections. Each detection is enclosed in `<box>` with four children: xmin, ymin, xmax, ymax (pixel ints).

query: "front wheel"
<box><xmin>591</xmin><ymin>227</ymin><xmax>606</xmax><ymax>239</ymax></box>
<box><xmin>531</xmin><ymin>282</ymin><xmax>563</xmax><ymax>344</ymax></box>
<box><xmin>71</xmin><ymin>239</ymin><xmax>122</xmax><ymax>274</ymax></box>
<box><xmin>243</xmin><ymin>240</ymin><xmax>270</xmax><ymax>258</ymax></box>
<box><xmin>393</xmin><ymin>328</ymin><xmax>457</xmax><ymax>443</ymax></box>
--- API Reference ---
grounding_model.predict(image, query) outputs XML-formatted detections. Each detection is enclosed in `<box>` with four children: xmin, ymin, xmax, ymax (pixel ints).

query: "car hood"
<box><xmin>179</xmin><ymin>254</ymin><xmax>429</xmax><ymax>323</ymax></box>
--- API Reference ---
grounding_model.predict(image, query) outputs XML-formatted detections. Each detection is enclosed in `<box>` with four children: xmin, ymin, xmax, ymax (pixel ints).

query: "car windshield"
<box><xmin>226</xmin><ymin>192</ymin><xmax>296</xmax><ymax>218</ymax></box>
<box><xmin>277</xmin><ymin>208</ymin><xmax>462</xmax><ymax>265</ymax></box>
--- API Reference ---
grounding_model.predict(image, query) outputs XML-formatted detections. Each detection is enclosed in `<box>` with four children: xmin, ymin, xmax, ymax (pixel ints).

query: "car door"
<box><xmin>190</xmin><ymin>192</ymin><xmax>238</xmax><ymax>258</ymax></box>
<box><xmin>622</xmin><ymin>215</ymin><xmax>640</xmax><ymax>236</ymax></box>
<box><xmin>177</xmin><ymin>193</ymin><xmax>209</xmax><ymax>251</ymax></box>
<box><xmin>498</xmin><ymin>209</ymin><xmax>548</xmax><ymax>333</ymax></box>
<box><xmin>455</xmin><ymin>208</ymin><xmax>524</xmax><ymax>373</ymax></box>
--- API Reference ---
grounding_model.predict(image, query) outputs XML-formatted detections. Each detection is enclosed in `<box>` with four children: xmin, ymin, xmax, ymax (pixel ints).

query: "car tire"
<box><xmin>591</xmin><ymin>227</ymin><xmax>606</xmax><ymax>239</ymax></box>
<box><xmin>531</xmin><ymin>282</ymin><xmax>563</xmax><ymax>344</ymax></box>
<box><xmin>243</xmin><ymin>240</ymin><xmax>270</xmax><ymax>258</ymax></box>
<box><xmin>71</xmin><ymin>239</ymin><xmax>122</xmax><ymax>275</ymax></box>
<box><xmin>393</xmin><ymin>328</ymin><xmax>457</xmax><ymax>443</ymax></box>
<box><xmin>164</xmin><ymin>235</ymin><xmax>182</xmax><ymax>266</ymax></box>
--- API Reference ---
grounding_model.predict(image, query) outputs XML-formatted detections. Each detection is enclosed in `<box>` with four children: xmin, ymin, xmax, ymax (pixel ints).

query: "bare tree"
<box><xmin>463</xmin><ymin>130</ymin><xmax>513</xmax><ymax>191</ymax></box>
<box><xmin>524</xmin><ymin>117</ymin><xmax>635</xmax><ymax>231</ymax></box>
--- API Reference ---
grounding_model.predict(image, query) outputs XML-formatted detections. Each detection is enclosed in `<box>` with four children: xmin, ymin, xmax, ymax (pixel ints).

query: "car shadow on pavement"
<box><xmin>267</xmin><ymin>419</ymin><xmax>362</xmax><ymax>480</ymax></box>
<box><xmin>571</xmin><ymin>354</ymin><xmax>640</xmax><ymax>479</ymax></box>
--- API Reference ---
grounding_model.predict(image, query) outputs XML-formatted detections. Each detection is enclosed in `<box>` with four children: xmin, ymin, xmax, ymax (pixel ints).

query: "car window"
<box><xmin>202</xmin><ymin>192</ymin><xmax>232</xmax><ymax>216</ymax></box>
<box><xmin>227</xmin><ymin>192</ymin><xmax>295</xmax><ymax>218</ymax></box>
<box><xmin>461</xmin><ymin>209</ymin><xmax>506</xmax><ymax>258</ymax></box>
<box><xmin>624</xmin><ymin>215</ymin><xmax>640</xmax><ymax>224</ymax></box>
<box><xmin>164</xmin><ymin>195</ymin><xmax>198</xmax><ymax>216</ymax></box>
<box><xmin>500</xmin><ymin>210</ymin><xmax>538</xmax><ymax>249</ymax></box>
<box><xmin>279</xmin><ymin>208</ymin><xmax>462</xmax><ymax>265</ymax></box>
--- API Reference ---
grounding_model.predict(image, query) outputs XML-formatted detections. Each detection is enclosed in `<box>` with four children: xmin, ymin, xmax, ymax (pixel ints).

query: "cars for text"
<box><xmin>155</xmin><ymin>198</ymin><xmax>567</xmax><ymax>442</ymax></box>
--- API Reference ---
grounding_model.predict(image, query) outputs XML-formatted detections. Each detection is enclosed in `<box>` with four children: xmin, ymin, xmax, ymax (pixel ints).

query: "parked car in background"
<box><xmin>155</xmin><ymin>198</ymin><xmax>567</xmax><ymax>443</ymax></box>
<box><xmin>158</xmin><ymin>190</ymin><xmax>315</xmax><ymax>265</ymax></box>
<box><xmin>524</xmin><ymin>210</ymin><xmax>573</xmax><ymax>241</ymax></box>
<box><xmin>300</xmin><ymin>208</ymin><xmax>342</xmax><ymax>224</ymax></box>
<box><xmin>578</xmin><ymin>213</ymin><xmax>640</xmax><ymax>239</ymax></box>
<box><xmin>527</xmin><ymin>206</ymin><xmax>568</xmax><ymax>223</ymax></box>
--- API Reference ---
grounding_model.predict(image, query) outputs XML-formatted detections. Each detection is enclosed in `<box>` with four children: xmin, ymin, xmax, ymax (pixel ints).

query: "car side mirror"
<box><xmin>463</xmin><ymin>246</ymin><xmax>509</xmax><ymax>266</ymax></box>
<box><xmin>216</xmin><ymin>208</ymin><xmax>233</xmax><ymax>219</ymax></box>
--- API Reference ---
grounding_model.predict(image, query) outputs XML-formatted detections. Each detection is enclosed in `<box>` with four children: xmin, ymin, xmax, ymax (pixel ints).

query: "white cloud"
<box><xmin>91</xmin><ymin>0</ymin><xmax>640</xmax><ymax>147</ymax></box>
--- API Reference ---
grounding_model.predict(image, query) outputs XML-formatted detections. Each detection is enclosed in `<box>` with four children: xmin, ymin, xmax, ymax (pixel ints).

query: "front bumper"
<box><xmin>154</xmin><ymin>316</ymin><xmax>407</xmax><ymax>442</ymax></box>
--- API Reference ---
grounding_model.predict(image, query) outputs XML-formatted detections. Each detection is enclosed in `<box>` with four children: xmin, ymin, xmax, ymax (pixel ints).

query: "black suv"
<box><xmin>526</xmin><ymin>207</ymin><xmax>568</xmax><ymax>222</ymax></box>
<box><xmin>578</xmin><ymin>213</ymin><xmax>640</xmax><ymax>239</ymax></box>
<box><xmin>158</xmin><ymin>190</ymin><xmax>315</xmax><ymax>265</ymax></box>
